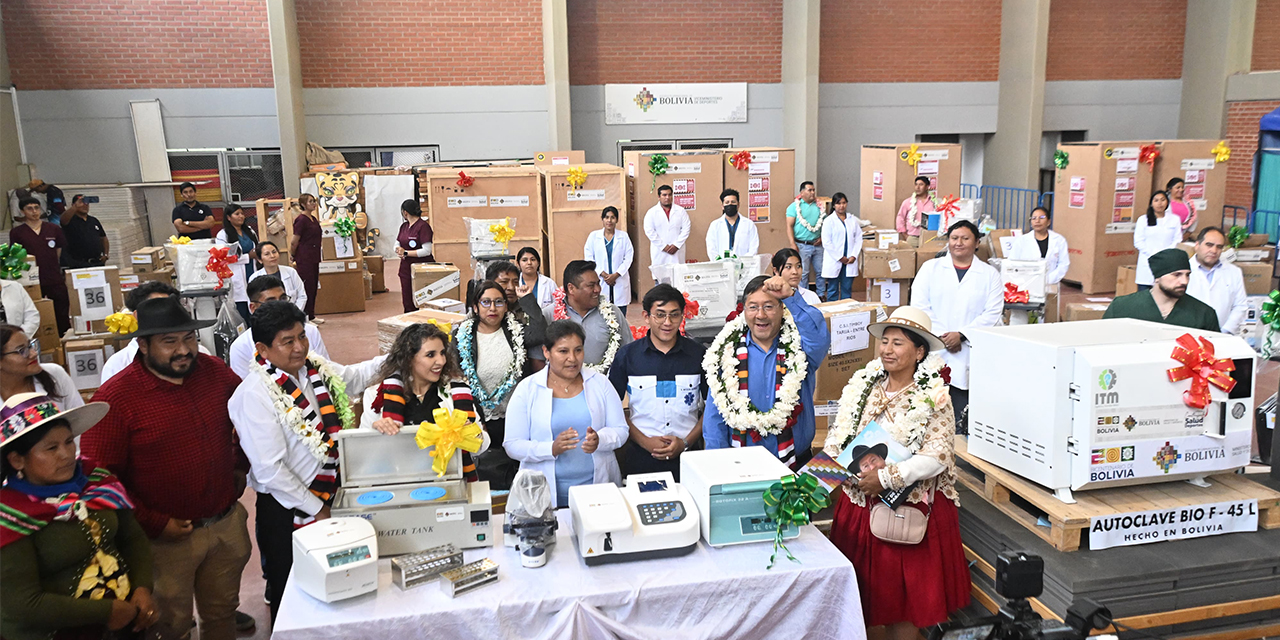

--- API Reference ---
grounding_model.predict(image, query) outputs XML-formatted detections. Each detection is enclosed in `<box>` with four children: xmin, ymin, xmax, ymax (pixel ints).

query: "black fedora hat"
<box><xmin>847</xmin><ymin>443</ymin><xmax>889</xmax><ymax>469</ymax></box>
<box><xmin>129</xmin><ymin>296</ymin><xmax>215</xmax><ymax>338</ymax></box>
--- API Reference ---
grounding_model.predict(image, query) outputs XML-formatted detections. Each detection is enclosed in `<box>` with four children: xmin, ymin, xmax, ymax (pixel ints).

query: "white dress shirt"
<box><xmin>1186</xmin><ymin>258</ymin><xmax>1248</xmax><ymax>334</ymax></box>
<box><xmin>100</xmin><ymin>338</ymin><xmax>212</xmax><ymax>385</ymax></box>
<box><xmin>228</xmin><ymin>322</ymin><xmax>329</xmax><ymax>378</ymax></box>
<box><xmin>215</xmin><ymin>228</ymin><xmax>257</xmax><ymax>304</ymax></box>
<box><xmin>1</xmin><ymin>280</ymin><xmax>40</xmax><ymax>337</ymax></box>
<box><xmin>910</xmin><ymin>257</ymin><xmax>1004</xmax><ymax>390</ymax></box>
<box><xmin>705</xmin><ymin>215</ymin><xmax>759</xmax><ymax>258</ymax></box>
<box><xmin>231</xmin><ymin>354</ymin><xmax>385</xmax><ymax>515</ymax></box>
<box><xmin>798</xmin><ymin>287</ymin><xmax>822</xmax><ymax>306</ymax></box>
<box><xmin>249</xmin><ymin>266</ymin><xmax>308</xmax><ymax>312</ymax></box>
<box><xmin>1008</xmin><ymin>230</ymin><xmax>1070</xmax><ymax>284</ymax></box>
<box><xmin>819</xmin><ymin>213</ymin><xmax>864</xmax><ymax>279</ymax></box>
<box><xmin>33</xmin><ymin>363</ymin><xmax>83</xmax><ymax>412</ymax></box>
<box><xmin>643</xmin><ymin>203</ymin><xmax>691</xmax><ymax>267</ymax></box>
<box><xmin>1132</xmin><ymin>214</ymin><xmax>1184</xmax><ymax>285</ymax></box>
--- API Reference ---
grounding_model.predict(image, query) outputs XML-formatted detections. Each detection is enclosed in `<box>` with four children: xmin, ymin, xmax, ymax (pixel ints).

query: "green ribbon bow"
<box><xmin>761</xmin><ymin>473</ymin><xmax>829</xmax><ymax>569</ymax></box>
<box><xmin>0</xmin><ymin>244</ymin><xmax>31</xmax><ymax>281</ymax></box>
<box><xmin>648</xmin><ymin>155</ymin><xmax>670</xmax><ymax>193</ymax></box>
<box><xmin>333</xmin><ymin>216</ymin><xmax>356</xmax><ymax>238</ymax></box>
<box><xmin>714</xmin><ymin>250</ymin><xmax>738</xmax><ymax>261</ymax></box>
<box><xmin>1053</xmin><ymin>149</ymin><xmax>1069</xmax><ymax>170</ymax></box>
<box><xmin>1227</xmin><ymin>225</ymin><xmax>1249</xmax><ymax>250</ymax></box>
<box><xmin>1261</xmin><ymin>290</ymin><xmax>1280</xmax><ymax>357</ymax></box>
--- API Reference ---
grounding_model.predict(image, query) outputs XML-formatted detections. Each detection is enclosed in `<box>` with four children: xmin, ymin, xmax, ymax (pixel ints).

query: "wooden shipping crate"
<box><xmin>623</xmin><ymin>150</ymin><xmax>726</xmax><ymax>288</ymax></box>
<box><xmin>1153</xmin><ymin>140</ymin><xmax>1229</xmax><ymax>230</ymax></box>
<box><xmin>423</xmin><ymin>166</ymin><xmax>545</xmax><ymax>244</ymax></box>
<box><xmin>721</xmin><ymin>148</ymin><xmax>796</xmax><ymax>258</ymax></box>
<box><xmin>256</xmin><ymin>198</ymin><xmax>298</xmax><ymax>256</ymax></box>
<box><xmin>859</xmin><ymin>144</ymin><xmax>962</xmax><ymax>231</ymax></box>
<box><xmin>540</xmin><ymin>163</ymin><xmax>628</xmax><ymax>283</ymax></box>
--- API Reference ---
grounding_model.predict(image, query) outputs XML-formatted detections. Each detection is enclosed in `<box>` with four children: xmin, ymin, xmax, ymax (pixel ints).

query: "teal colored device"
<box><xmin>681</xmin><ymin>447</ymin><xmax>802</xmax><ymax>547</ymax></box>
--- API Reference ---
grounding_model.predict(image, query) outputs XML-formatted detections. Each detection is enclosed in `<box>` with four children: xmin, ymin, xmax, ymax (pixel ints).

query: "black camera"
<box><xmin>929</xmin><ymin>552</ymin><xmax>1113</xmax><ymax>640</ymax></box>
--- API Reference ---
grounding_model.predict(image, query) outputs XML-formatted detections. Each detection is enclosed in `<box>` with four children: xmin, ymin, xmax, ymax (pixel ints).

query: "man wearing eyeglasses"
<box><xmin>608</xmin><ymin>284</ymin><xmax>706</xmax><ymax>480</ymax></box>
<box><xmin>227</xmin><ymin>275</ymin><xmax>329</xmax><ymax>378</ymax></box>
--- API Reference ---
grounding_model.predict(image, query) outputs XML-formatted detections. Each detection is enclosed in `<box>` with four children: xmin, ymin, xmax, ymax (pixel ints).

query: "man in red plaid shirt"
<box><xmin>82</xmin><ymin>297</ymin><xmax>253</xmax><ymax>640</ymax></box>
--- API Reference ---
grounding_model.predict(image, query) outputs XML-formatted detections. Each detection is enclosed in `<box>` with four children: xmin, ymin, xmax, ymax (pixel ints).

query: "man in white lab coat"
<box><xmin>705</xmin><ymin>189</ymin><xmax>759</xmax><ymax>258</ymax></box>
<box><xmin>911</xmin><ymin>220</ymin><xmax>1003</xmax><ymax>433</ymax></box>
<box><xmin>1185</xmin><ymin>226</ymin><xmax>1247</xmax><ymax>334</ymax></box>
<box><xmin>643</xmin><ymin>185</ymin><xmax>691</xmax><ymax>277</ymax></box>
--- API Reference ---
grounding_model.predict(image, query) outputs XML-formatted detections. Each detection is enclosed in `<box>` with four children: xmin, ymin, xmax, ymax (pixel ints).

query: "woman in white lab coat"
<box><xmin>1008</xmin><ymin>207</ymin><xmax>1069</xmax><ymax>284</ymax></box>
<box><xmin>583</xmin><ymin>207</ymin><xmax>634</xmax><ymax>312</ymax></box>
<box><xmin>249</xmin><ymin>241</ymin><xmax>308</xmax><ymax>313</ymax></box>
<box><xmin>515</xmin><ymin>246</ymin><xmax>557</xmax><ymax>310</ymax></box>
<box><xmin>214</xmin><ymin>204</ymin><xmax>258</xmax><ymax>325</ymax></box>
<box><xmin>643</xmin><ymin>186</ymin><xmax>691</xmax><ymax>274</ymax></box>
<box><xmin>1132</xmin><ymin>190</ymin><xmax>1182</xmax><ymax>290</ymax></box>
<box><xmin>819</xmin><ymin>192</ymin><xmax>863</xmax><ymax>301</ymax></box>
<box><xmin>910</xmin><ymin>220</ymin><xmax>1003</xmax><ymax>433</ymax></box>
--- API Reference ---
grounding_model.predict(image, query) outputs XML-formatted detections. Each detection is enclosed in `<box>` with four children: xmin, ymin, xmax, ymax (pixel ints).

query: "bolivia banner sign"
<box><xmin>1088</xmin><ymin>499</ymin><xmax>1258</xmax><ymax>550</ymax></box>
<box><xmin>605</xmin><ymin>83</ymin><xmax>748</xmax><ymax>125</ymax></box>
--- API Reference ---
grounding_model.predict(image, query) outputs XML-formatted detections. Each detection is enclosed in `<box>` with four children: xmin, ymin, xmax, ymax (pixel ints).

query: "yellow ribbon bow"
<box><xmin>167</xmin><ymin>235</ymin><xmax>191</xmax><ymax>245</ymax></box>
<box><xmin>489</xmin><ymin>218</ymin><xmax>516</xmax><ymax>246</ymax></box>
<box><xmin>105</xmin><ymin>312</ymin><xmax>137</xmax><ymax>335</ymax></box>
<box><xmin>1211</xmin><ymin>140</ymin><xmax>1231</xmax><ymax>163</ymax></box>
<box><xmin>427</xmin><ymin>318</ymin><xmax>452</xmax><ymax>340</ymax></box>
<box><xmin>415</xmin><ymin>408</ymin><xmax>484</xmax><ymax>477</ymax></box>
<box><xmin>566</xmin><ymin>167</ymin><xmax>588</xmax><ymax>194</ymax></box>
<box><xmin>901</xmin><ymin>144</ymin><xmax>921</xmax><ymax>167</ymax></box>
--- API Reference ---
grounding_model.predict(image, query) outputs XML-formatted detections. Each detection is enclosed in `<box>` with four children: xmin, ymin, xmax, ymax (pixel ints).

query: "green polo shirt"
<box><xmin>787</xmin><ymin>200</ymin><xmax>823</xmax><ymax>242</ymax></box>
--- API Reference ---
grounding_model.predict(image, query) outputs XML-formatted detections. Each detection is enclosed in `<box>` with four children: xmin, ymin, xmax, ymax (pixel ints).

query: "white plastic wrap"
<box><xmin>167</xmin><ymin>239</ymin><xmax>224</xmax><ymax>292</ymax></box>
<box><xmin>464</xmin><ymin>217</ymin><xmax>518</xmax><ymax>259</ymax></box>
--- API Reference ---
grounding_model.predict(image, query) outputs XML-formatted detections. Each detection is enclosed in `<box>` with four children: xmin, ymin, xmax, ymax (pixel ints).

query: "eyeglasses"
<box><xmin>1030</xmin><ymin>215</ymin><xmax>1049</xmax><ymax>221</ymax></box>
<box><xmin>649</xmin><ymin>310</ymin><xmax>682</xmax><ymax>321</ymax></box>
<box><xmin>2</xmin><ymin>339</ymin><xmax>40</xmax><ymax>358</ymax></box>
<box><xmin>478</xmin><ymin>299</ymin><xmax>507</xmax><ymax>309</ymax></box>
<box><xmin>745</xmin><ymin>303</ymin><xmax>779</xmax><ymax>314</ymax></box>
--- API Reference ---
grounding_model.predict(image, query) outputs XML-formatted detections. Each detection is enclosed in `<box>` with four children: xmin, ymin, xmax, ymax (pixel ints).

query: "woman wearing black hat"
<box><xmin>823</xmin><ymin>307</ymin><xmax>968</xmax><ymax>640</ymax></box>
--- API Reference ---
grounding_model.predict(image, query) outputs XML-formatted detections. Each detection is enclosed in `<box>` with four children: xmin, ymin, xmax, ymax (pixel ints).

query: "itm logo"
<box><xmin>634</xmin><ymin>88</ymin><xmax>656</xmax><ymax>112</ymax></box>
<box><xmin>1095</xmin><ymin>369</ymin><xmax>1119</xmax><ymax>405</ymax></box>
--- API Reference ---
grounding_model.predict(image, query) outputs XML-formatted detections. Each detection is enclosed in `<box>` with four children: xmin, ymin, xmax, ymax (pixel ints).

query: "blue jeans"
<box><xmin>797</xmin><ymin>242</ymin><xmax>825</xmax><ymax>294</ymax></box>
<box><xmin>825</xmin><ymin>275</ymin><xmax>853</xmax><ymax>301</ymax></box>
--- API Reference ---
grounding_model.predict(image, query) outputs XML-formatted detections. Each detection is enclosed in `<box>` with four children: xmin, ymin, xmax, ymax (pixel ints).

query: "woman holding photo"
<box><xmin>823</xmin><ymin>306</ymin><xmax>968</xmax><ymax>640</ymax></box>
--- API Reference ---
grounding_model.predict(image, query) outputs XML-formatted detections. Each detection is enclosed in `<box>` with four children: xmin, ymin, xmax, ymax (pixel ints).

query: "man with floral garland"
<box><xmin>543</xmin><ymin>260</ymin><xmax>633</xmax><ymax>374</ymax></box>
<box><xmin>703</xmin><ymin>275</ymin><xmax>830</xmax><ymax>469</ymax></box>
<box><xmin>228</xmin><ymin>301</ymin><xmax>385</xmax><ymax>624</ymax></box>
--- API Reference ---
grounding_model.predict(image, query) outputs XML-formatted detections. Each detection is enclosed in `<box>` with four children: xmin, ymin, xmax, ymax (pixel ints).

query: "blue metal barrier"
<box><xmin>979</xmin><ymin>185</ymin><xmax>1040</xmax><ymax>230</ymax></box>
<box><xmin>1222</xmin><ymin>205</ymin><xmax>1250</xmax><ymax>229</ymax></box>
<box><xmin>960</xmin><ymin>183</ymin><xmax>980</xmax><ymax>200</ymax></box>
<box><xmin>1252</xmin><ymin>210</ymin><xmax>1280</xmax><ymax>243</ymax></box>
<box><xmin>1037</xmin><ymin>192</ymin><xmax>1054</xmax><ymax>212</ymax></box>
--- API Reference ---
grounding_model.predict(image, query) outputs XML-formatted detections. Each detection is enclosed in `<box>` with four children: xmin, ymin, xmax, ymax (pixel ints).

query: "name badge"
<box><xmin>409</xmin><ymin>240</ymin><xmax>417</xmax><ymax>248</ymax></box>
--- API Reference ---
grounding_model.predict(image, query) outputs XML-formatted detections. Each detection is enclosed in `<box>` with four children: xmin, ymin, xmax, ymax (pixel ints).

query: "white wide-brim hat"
<box><xmin>867</xmin><ymin>306</ymin><xmax>946</xmax><ymax>353</ymax></box>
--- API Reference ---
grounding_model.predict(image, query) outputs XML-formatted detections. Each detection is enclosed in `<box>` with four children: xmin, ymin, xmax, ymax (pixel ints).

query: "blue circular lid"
<box><xmin>356</xmin><ymin>490</ymin><xmax>394</xmax><ymax>506</ymax></box>
<box><xmin>410</xmin><ymin>486</ymin><xmax>447</xmax><ymax>502</ymax></box>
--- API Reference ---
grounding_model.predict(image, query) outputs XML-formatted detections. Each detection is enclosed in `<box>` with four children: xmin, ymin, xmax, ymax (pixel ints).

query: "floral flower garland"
<box><xmin>824</xmin><ymin>353</ymin><xmax>950</xmax><ymax>455</ymax></box>
<box><xmin>552</xmin><ymin>288</ymin><xmax>621</xmax><ymax>373</ymax></box>
<box><xmin>456</xmin><ymin>312</ymin><xmax>526</xmax><ymax>414</ymax></box>
<box><xmin>793</xmin><ymin>201</ymin><xmax>825</xmax><ymax>235</ymax></box>
<box><xmin>249</xmin><ymin>352</ymin><xmax>353</xmax><ymax>461</ymax></box>
<box><xmin>702</xmin><ymin>312</ymin><xmax>807</xmax><ymax>437</ymax></box>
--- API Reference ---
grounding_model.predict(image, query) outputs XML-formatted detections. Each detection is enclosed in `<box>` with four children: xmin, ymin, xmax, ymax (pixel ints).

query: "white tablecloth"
<box><xmin>273</xmin><ymin>511</ymin><xmax>865</xmax><ymax>640</ymax></box>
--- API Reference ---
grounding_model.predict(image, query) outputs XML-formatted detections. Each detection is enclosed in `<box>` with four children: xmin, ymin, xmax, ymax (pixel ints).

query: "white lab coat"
<box><xmin>1008</xmin><ymin>231</ymin><xmax>1070</xmax><ymax>285</ymax></box>
<box><xmin>910</xmin><ymin>257</ymin><xmax>1004</xmax><ymax>390</ymax></box>
<box><xmin>520</xmin><ymin>273</ymin><xmax>557</xmax><ymax>309</ymax></box>
<box><xmin>705</xmin><ymin>216</ymin><xmax>759</xmax><ymax>258</ymax></box>
<box><xmin>1132</xmin><ymin>214</ymin><xmax>1183</xmax><ymax>285</ymax></box>
<box><xmin>1186</xmin><ymin>260</ymin><xmax>1248</xmax><ymax>334</ymax></box>
<box><xmin>0</xmin><ymin>279</ymin><xmax>40</xmax><ymax>337</ymax></box>
<box><xmin>249</xmin><ymin>266</ymin><xmax>308</xmax><ymax>313</ymax></box>
<box><xmin>503</xmin><ymin>367</ymin><xmax>628</xmax><ymax>493</ymax></box>
<box><xmin>584</xmin><ymin>229</ymin><xmax>634</xmax><ymax>307</ymax></box>
<box><xmin>820</xmin><ymin>214</ymin><xmax>864</xmax><ymax>279</ymax></box>
<box><xmin>643</xmin><ymin>203</ymin><xmax>691</xmax><ymax>268</ymax></box>
<box><xmin>215</xmin><ymin>228</ymin><xmax>257</xmax><ymax>304</ymax></box>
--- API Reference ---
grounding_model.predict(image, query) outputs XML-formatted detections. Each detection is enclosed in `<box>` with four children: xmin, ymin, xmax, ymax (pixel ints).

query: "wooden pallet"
<box><xmin>954</xmin><ymin>436</ymin><xmax>1280</xmax><ymax>552</ymax></box>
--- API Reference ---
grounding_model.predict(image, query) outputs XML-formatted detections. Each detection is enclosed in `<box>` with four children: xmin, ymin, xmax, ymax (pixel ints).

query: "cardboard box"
<box><xmin>320</xmin><ymin>224</ymin><xmax>360</xmax><ymax>263</ymax></box>
<box><xmin>916</xmin><ymin>236</ymin><xmax>948</xmax><ymax>267</ymax></box>
<box><xmin>812</xmin><ymin>300</ymin><xmax>888</xmax><ymax>446</ymax></box>
<box><xmin>1231</xmin><ymin>245</ymin><xmax>1275</xmax><ymax>264</ymax></box>
<box><xmin>859</xmin><ymin>143</ymin><xmax>963</xmax><ymax>231</ymax></box>
<box><xmin>1241</xmin><ymin>233</ymin><xmax>1270</xmax><ymax>248</ymax></box>
<box><xmin>411</xmin><ymin>263</ymin><xmax>462</xmax><ymax>309</ymax></box>
<box><xmin>34</xmin><ymin>299</ymin><xmax>58</xmax><ymax>351</ymax></box>
<box><xmin>1064</xmin><ymin>302</ymin><xmax>1111</xmax><ymax>322</ymax></box>
<box><xmin>1116</xmin><ymin>265</ymin><xmax>1138</xmax><ymax>297</ymax></box>
<box><xmin>721</xmin><ymin>147</ymin><xmax>797</xmax><ymax>258</ymax></box>
<box><xmin>315</xmin><ymin>260</ymin><xmax>365</xmax><ymax>315</ymax></box>
<box><xmin>136</xmin><ymin>268</ymin><xmax>175</xmax><ymax>287</ymax></box>
<box><xmin>861</xmin><ymin>248</ymin><xmax>916</xmax><ymax>279</ymax></box>
<box><xmin>1239</xmin><ymin>263</ymin><xmax>1272</xmax><ymax>295</ymax></box>
<box><xmin>868</xmin><ymin>278</ymin><xmax>912</xmax><ymax>309</ymax></box>
<box><xmin>988</xmin><ymin>230</ymin><xmax>1021</xmax><ymax>259</ymax></box>
<box><xmin>1153</xmin><ymin>140</ymin><xmax>1229</xmax><ymax>230</ymax></box>
<box><xmin>129</xmin><ymin>247</ymin><xmax>166</xmax><ymax>274</ymax></box>
<box><xmin>1177</xmin><ymin>241</ymin><xmax>1197</xmax><ymax>259</ymax></box>
<box><xmin>62</xmin><ymin>337</ymin><xmax>116</xmax><ymax>392</ymax></box>
<box><xmin>421</xmin><ymin>297</ymin><xmax>466</xmax><ymax>315</ymax></box>
<box><xmin>532</xmin><ymin>150</ymin><xmax>586</xmax><ymax>166</ymax></box>
<box><xmin>16</xmin><ymin>256</ymin><xmax>39</xmax><ymax>286</ymax></box>
<box><xmin>64</xmin><ymin>266</ymin><xmax>124</xmax><ymax>335</ymax></box>
<box><xmin>23</xmin><ymin>283</ymin><xmax>41</xmax><ymax>301</ymax></box>
<box><xmin>365</xmin><ymin>255</ymin><xmax>386</xmax><ymax>292</ymax></box>
<box><xmin>1055</xmin><ymin>141</ymin><xmax>1156</xmax><ymax>293</ymax></box>
<box><xmin>377</xmin><ymin>308</ymin><xmax>468</xmax><ymax>354</ymax></box>
<box><xmin>1044</xmin><ymin>290</ymin><xmax>1060</xmax><ymax>323</ymax></box>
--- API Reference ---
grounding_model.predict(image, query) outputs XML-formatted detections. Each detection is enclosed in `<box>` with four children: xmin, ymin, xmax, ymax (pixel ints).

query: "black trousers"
<box><xmin>950</xmin><ymin>386</ymin><xmax>970</xmax><ymax>435</ymax></box>
<box><xmin>475</xmin><ymin>418</ymin><xmax>520</xmax><ymax>491</ymax></box>
<box><xmin>620</xmin><ymin>440</ymin><xmax>683</xmax><ymax>481</ymax></box>
<box><xmin>255</xmin><ymin>492</ymin><xmax>296</xmax><ymax>625</ymax></box>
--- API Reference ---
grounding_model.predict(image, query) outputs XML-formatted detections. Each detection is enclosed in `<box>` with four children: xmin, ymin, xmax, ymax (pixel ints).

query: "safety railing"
<box><xmin>1222</xmin><ymin>205</ymin><xmax>1250</xmax><ymax>229</ymax></box>
<box><xmin>960</xmin><ymin>183</ymin><xmax>980</xmax><ymax>200</ymax></box>
<box><xmin>1250</xmin><ymin>210</ymin><xmax>1280</xmax><ymax>243</ymax></box>
<box><xmin>978</xmin><ymin>185</ymin><xmax>1041</xmax><ymax>230</ymax></box>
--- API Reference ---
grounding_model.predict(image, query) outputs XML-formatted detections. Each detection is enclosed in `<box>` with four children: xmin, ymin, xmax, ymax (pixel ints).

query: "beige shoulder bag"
<box><xmin>868</xmin><ymin>490</ymin><xmax>932</xmax><ymax>545</ymax></box>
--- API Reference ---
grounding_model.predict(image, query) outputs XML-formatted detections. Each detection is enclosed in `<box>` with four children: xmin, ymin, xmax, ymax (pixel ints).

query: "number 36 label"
<box><xmin>69</xmin><ymin>350</ymin><xmax>103</xmax><ymax>390</ymax></box>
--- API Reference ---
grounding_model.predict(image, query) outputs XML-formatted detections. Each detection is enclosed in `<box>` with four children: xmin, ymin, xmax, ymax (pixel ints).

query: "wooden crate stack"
<box><xmin>422</xmin><ymin>165</ymin><xmax>546</xmax><ymax>285</ymax></box>
<box><xmin>539</xmin><ymin>163</ymin><xmax>628</xmax><ymax>285</ymax></box>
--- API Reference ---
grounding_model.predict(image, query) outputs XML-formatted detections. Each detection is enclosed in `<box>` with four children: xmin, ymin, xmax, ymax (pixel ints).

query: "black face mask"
<box><xmin>723</xmin><ymin>204</ymin><xmax>739</xmax><ymax>217</ymax></box>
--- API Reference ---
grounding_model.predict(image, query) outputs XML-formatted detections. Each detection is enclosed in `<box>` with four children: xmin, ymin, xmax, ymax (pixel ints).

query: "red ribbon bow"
<box><xmin>630</xmin><ymin>326</ymin><xmax>650</xmax><ymax>340</ymax></box>
<box><xmin>205</xmin><ymin>247</ymin><xmax>236</xmax><ymax>290</ymax></box>
<box><xmin>1139</xmin><ymin>144</ymin><xmax>1160</xmax><ymax>172</ymax></box>
<box><xmin>1166</xmin><ymin>333</ymin><xmax>1236</xmax><ymax>409</ymax></box>
<box><xmin>1003</xmin><ymin>282</ymin><xmax>1029</xmax><ymax>304</ymax></box>
<box><xmin>456</xmin><ymin>171</ymin><xmax>474</xmax><ymax>188</ymax></box>
<box><xmin>729</xmin><ymin>150</ymin><xmax>752</xmax><ymax>171</ymax></box>
<box><xmin>631</xmin><ymin>292</ymin><xmax>702</xmax><ymax>339</ymax></box>
<box><xmin>936</xmin><ymin>194</ymin><xmax>959</xmax><ymax>229</ymax></box>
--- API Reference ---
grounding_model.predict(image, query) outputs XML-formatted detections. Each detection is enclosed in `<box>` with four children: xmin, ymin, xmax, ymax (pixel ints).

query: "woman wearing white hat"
<box><xmin>823</xmin><ymin>307</ymin><xmax>969</xmax><ymax>640</ymax></box>
<box><xmin>0</xmin><ymin>393</ymin><xmax>159</xmax><ymax>639</ymax></box>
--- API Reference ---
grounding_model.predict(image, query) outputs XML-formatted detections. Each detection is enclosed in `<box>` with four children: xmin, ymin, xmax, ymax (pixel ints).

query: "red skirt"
<box><xmin>830</xmin><ymin>491</ymin><xmax>971</xmax><ymax>628</ymax></box>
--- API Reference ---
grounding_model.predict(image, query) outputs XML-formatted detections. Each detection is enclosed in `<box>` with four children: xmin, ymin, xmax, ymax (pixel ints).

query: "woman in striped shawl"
<box><xmin>362</xmin><ymin>322</ymin><xmax>490</xmax><ymax>481</ymax></box>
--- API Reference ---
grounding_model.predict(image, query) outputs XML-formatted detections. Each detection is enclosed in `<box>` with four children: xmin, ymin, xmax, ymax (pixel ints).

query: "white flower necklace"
<box><xmin>794</xmin><ymin>200</ymin><xmax>825</xmax><ymax>234</ymax></box>
<box><xmin>457</xmin><ymin>312</ymin><xmax>527</xmax><ymax>414</ymax></box>
<box><xmin>249</xmin><ymin>352</ymin><xmax>338</xmax><ymax>461</ymax></box>
<box><xmin>553</xmin><ymin>291</ymin><xmax>622</xmax><ymax>374</ymax></box>
<box><xmin>702</xmin><ymin>311</ymin><xmax>807</xmax><ymax>437</ymax></box>
<box><xmin>824</xmin><ymin>353</ymin><xmax>950</xmax><ymax>455</ymax></box>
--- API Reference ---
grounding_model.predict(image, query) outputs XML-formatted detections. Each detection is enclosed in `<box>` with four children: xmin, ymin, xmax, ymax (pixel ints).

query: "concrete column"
<box><xmin>983</xmin><ymin>0</ymin><xmax>1049</xmax><ymax>190</ymax></box>
<box><xmin>0</xmin><ymin>9</ymin><xmax>27</xmax><ymax>202</ymax></box>
<box><xmin>1178</xmin><ymin>0</ymin><xmax>1255</xmax><ymax>139</ymax></box>
<box><xmin>781</xmin><ymin>0</ymin><xmax>819</xmax><ymax>187</ymax></box>
<box><xmin>543</xmin><ymin>0</ymin><xmax>572</xmax><ymax>150</ymax></box>
<box><xmin>266</xmin><ymin>0</ymin><xmax>307</xmax><ymax>197</ymax></box>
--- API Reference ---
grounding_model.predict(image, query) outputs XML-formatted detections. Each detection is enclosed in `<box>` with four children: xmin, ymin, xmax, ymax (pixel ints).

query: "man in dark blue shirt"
<box><xmin>609</xmin><ymin>284</ymin><xmax>707</xmax><ymax>480</ymax></box>
<box><xmin>59</xmin><ymin>194</ymin><xmax>109</xmax><ymax>268</ymax></box>
<box><xmin>171</xmin><ymin>182</ymin><xmax>216</xmax><ymax>240</ymax></box>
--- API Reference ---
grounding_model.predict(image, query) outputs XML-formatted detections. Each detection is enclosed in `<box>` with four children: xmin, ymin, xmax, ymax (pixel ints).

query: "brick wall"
<box><xmin>3</xmin><ymin>0</ymin><xmax>272</xmax><ymax>90</ymax></box>
<box><xmin>819</xmin><ymin>0</ymin><xmax>1001</xmax><ymax>83</ymax></box>
<box><xmin>297</xmin><ymin>0</ymin><xmax>543</xmax><ymax>87</ymax></box>
<box><xmin>567</xmin><ymin>0</ymin><xmax>782</xmax><ymax>84</ymax></box>
<box><xmin>1224</xmin><ymin>100</ymin><xmax>1279</xmax><ymax>209</ymax></box>
<box><xmin>1046</xmin><ymin>0</ymin><xmax>1185</xmax><ymax>81</ymax></box>
<box><xmin>1254</xmin><ymin>0</ymin><xmax>1280</xmax><ymax>71</ymax></box>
